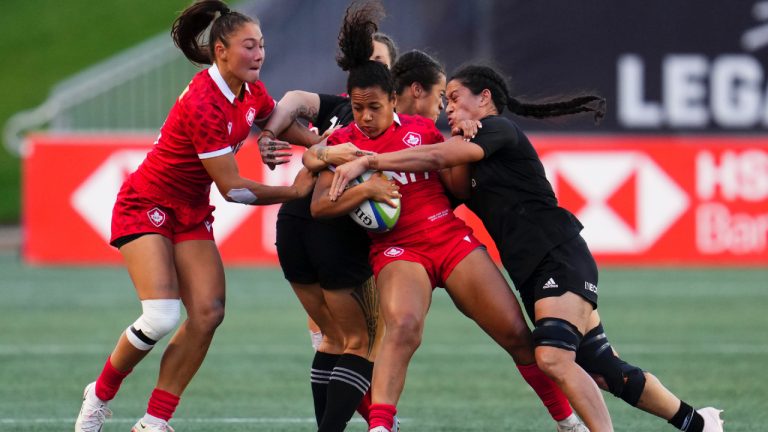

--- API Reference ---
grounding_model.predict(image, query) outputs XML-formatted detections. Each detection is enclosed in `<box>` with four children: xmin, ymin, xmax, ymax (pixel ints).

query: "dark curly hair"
<box><xmin>336</xmin><ymin>0</ymin><xmax>394</xmax><ymax>97</ymax></box>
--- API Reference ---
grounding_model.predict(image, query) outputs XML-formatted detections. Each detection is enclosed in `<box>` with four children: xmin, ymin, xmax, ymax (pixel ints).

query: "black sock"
<box><xmin>318</xmin><ymin>354</ymin><xmax>373</xmax><ymax>432</ymax></box>
<box><xmin>311</xmin><ymin>351</ymin><xmax>341</xmax><ymax>426</ymax></box>
<box><xmin>669</xmin><ymin>401</ymin><xmax>704</xmax><ymax>432</ymax></box>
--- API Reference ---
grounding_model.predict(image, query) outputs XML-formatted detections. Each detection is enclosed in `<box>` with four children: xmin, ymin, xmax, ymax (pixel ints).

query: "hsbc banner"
<box><xmin>23</xmin><ymin>134</ymin><xmax>768</xmax><ymax>266</ymax></box>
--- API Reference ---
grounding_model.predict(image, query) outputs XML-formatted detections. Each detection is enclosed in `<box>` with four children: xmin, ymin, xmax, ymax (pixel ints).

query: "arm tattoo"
<box><xmin>316</xmin><ymin>146</ymin><xmax>328</xmax><ymax>162</ymax></box>
<box><xmin>290</xmin><ymin>105</ymin><xmax>319</xmax><ymax>123</ymax></box>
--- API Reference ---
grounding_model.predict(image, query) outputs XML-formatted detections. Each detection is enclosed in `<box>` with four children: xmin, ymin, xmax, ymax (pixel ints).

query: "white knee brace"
<box><xmin>125</xmin><ymin>299</ymin><xmax>181</xmax><ymax>351</ymax></box>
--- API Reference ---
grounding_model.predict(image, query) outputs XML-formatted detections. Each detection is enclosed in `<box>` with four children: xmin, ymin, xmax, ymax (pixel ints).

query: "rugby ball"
<box><xmin>348</xmin><ymin>170</ymin><xmax>401</xmax><ymax>232</ymax></box>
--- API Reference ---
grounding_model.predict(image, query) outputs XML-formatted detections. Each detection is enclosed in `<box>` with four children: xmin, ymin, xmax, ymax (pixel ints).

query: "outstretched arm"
<box><xmin>311</xmin><ymin>170</ymin><xmax>399</xmax><ymax>218</ymax></box>
<box><xmin>258</xmin><ymin>91</ymin><xmax>325</xmax><ymax>169</ymax></box>
<box><xmin>329</xmin><ymin>136</ymin><xmax>484</xmax><ymax>200</ymax></box>
<box><xmin>203</xmin><ymin>152</ymin><xmax>316</xmax><ymax>205</ymax></box>
<box><xmin>302</xmin><ymin>142</ymin><xmax>375</xmax><ymax>173</ymax></box>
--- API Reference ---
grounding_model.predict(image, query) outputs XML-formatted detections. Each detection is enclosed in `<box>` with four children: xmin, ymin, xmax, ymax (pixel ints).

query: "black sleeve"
<box><xmin>316</xmin><ymin>94</ymin><xmax>350</xmax><ymax>135</ymax></box>
<box><xmin>473</xmin><ymin>116</ymin><xmax>519</xmax><ymax>159</ymax></box>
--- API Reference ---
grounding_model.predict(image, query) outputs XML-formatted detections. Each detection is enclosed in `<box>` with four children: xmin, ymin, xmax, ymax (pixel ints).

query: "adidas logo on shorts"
<box><xmin>542</xmin><ymin>278</ymin><xmax>559</xmax><ymax>289</ymax></box>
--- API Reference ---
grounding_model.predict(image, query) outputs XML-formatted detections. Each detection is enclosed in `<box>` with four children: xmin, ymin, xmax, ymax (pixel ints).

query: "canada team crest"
<box><xmin>246</xmin><ymin>107</ymin><xmax>256</xmax><ymax>126</ymax></box>
<box><xmin>384</xmin><ymin>247</ymin><xmax>404</xmax><ymax>257</ymax></box>
<box><xmin>402</xmin><ymin>132</ymin><xmax>421</xmax><ymax>147</ymax></box>
<box><xmin>147</xmin><ymin>207</ymin><xmax>166</xmax><ymax>227</ymax></box>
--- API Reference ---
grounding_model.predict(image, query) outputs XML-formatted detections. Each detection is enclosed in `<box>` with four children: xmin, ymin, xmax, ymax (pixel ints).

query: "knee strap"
<box><xmin>125</xmin><ymin>299</ymin><xmax>181</xmax><ymax>350</ymax></box>
<box><xmin>532</xmin><ymin>318</ymin><xmax>583</xmax><ymax>352</ymax></box>
<box><xmin>576</xmin><ymin>323</ymin><xmax>646</xmax><ymax>406</ymax></box>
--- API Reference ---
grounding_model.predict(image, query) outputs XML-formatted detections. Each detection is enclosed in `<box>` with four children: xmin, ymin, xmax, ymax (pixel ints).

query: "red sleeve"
<box><xmin>249</xmin><ymin>81</ymin><xmax>276</xmax><ymax>122</ymax></box>
<box><xmin>423</xmin><ymin>119</ymin><xmax>445</xmax><ymax>145</ymax></box>
<box><xmin>326</xmin><ymin>125</ymin><xmax>353</xmax><ymax>146</ymax></box>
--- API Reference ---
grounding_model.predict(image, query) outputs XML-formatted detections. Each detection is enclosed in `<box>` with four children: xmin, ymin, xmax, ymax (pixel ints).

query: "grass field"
<box><xmin>0</xmin><ymin>0</ymin><xmax>191</xmax><ymax>222</ymax></box>
<box><xmin>1</xmin><ymin>251</ymin><xmax>766</xmax><ymax>431</ymax></box>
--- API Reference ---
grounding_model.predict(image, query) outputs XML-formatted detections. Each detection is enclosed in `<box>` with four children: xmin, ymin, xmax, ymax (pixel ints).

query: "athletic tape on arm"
<box><xmin>227</xmin><ymin>188</ymin><xmax>258</xmax><ymax>204</ymax></box>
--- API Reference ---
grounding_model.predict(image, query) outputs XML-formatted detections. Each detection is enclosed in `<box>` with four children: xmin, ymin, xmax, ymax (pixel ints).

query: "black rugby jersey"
<box><xmin>279</xmin><ymin>94</ymin><xmax>354</xmax><ymax>218</ymax></box>
<box><xmin>465</xmin><ymin>115</ymin><xmax>583</xmax><ymax>287</ymax></box>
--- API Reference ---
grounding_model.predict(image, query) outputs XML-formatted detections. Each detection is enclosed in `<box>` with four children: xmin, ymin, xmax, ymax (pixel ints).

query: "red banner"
<box><xmin>23</xmin><ymin>134</ymin><xmax>768</xmax><ymax>266</ymax></box>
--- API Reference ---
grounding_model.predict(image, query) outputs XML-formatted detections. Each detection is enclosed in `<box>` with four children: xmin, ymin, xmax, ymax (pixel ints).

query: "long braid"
<box><xmin>451</xmin><ymin>65</ymin><xmax>606</xmax><ymax>124</ymax></box>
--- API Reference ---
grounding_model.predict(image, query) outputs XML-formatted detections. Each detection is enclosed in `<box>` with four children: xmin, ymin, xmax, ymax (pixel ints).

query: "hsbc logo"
<box><xmin>402</xmin><ymin>132</ymin><xmax>421</xmax><ymax>147</ymax></box>
<box><xmin>542</xmin><ymin>151</ymin><xmax>690</xmax><ymax>253</ymax></box>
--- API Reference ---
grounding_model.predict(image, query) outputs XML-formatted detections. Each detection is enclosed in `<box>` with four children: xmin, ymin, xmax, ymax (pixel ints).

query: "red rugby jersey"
<box><xmin>132</xmin><ymin>64</ymin><xmax>275</xmax><ymax>203</ymax></box>
<box><xmin>327</xmin><ymin>113</ymin><xmax>453</xmax><ymax>241</ymax></box>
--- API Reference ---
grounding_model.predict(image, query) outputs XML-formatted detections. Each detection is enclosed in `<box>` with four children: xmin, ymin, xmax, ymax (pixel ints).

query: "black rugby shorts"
<box><xmin>275</xmin><ymin>215</ymin><xmax>372</xmax><ymax>290</ymax></box>
<box><xmin>517</xmin><ymin>234</ymin><xmax>599</xmax><ymax>321</ymax></box>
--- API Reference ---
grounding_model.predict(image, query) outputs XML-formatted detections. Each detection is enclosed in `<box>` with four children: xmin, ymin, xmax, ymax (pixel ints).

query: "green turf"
<box><xmin>0</xmin><ymin>1</ymin><xmax>192</xmax><ymax>222</ymax></box>
<box><xmin>0</xmin><ymin>252</ymin><xmax>765</xmax><ymax>431</ymax></box>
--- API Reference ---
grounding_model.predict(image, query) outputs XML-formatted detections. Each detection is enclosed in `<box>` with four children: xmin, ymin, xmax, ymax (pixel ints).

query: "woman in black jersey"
<box><xmin>330</xmin><ymin>64</ymin><xmax>725</xmax><ymax>432</ymax></box>
<box><xmin>255</xmin><ymin>4</ymin><xmax>400</xmax><ymax>431</ymax></box>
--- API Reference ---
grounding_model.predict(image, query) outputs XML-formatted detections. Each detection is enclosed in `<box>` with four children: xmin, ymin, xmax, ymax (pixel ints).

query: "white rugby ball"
<box><xmin>347</xmin><ymin>170</ymin><xmax>401</xmax><ymax>232</ymax></box>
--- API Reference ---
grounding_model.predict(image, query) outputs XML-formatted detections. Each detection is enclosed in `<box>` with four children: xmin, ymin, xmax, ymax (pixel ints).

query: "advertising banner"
<box><xmin>23</xmin><ymin>134</ymin><xmax>767</xmax><ymax>266</ymax></box>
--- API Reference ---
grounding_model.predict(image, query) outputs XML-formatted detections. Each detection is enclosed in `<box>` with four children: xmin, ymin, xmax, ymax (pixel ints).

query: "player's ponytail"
<box><xmin>172</xmin><ymin>0</ymin><xmax>257</xmax><ymax>65</ymax></box>
<box><xmin>450</xmin><ymin>65</ymin><xmax>606</xmax><ymax>124</ymax></box>
<box><xmin>392</xmin><ymin>50</ymin><xmax>445</xmax><ymax>95</ymax></box>
<box><xmin>336</xmin><ymin>0</ymin><xmax>394</xmax><ymax>96</ymax></box>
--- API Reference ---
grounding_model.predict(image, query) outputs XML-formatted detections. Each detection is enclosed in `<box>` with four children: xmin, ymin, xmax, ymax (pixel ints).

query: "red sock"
<box><xmin>94</xmin><ymin>356</ymin><xmax>132</xmax><ymax>401</ymax></box>
<box><xmin>368</xmin><ymin>403</ymin><xmax>397</xmax><ymax>430</ymax></box>
<box><xmin>517</xmin><ymin>363</ymin><xmax>573</xmax><ymax>421</ymax></box>
<box><xmin>146</xmin><ymin>388</ymin><xmax>180</xmax><ymax>421</ymax></box>
<box><xmin>356</xmin><ymin>389</ymin><xmax>372</xmax><ymax>422</ymax></box>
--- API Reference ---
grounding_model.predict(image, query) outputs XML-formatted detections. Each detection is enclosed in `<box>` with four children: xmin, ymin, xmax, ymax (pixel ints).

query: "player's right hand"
<box><xmin>450</xmin><ymin>119</ymin><xmax>482</xmax><ymax>141</ymax></box>
<box><xmin>258</xmin><ymin>133</ymin><xmax>293</xmax><ymax>170</ymax></box>
<box><xmin>330</xmin><ymin>157</ymin><xmax>367</xmax><ymax>201</ymax></box>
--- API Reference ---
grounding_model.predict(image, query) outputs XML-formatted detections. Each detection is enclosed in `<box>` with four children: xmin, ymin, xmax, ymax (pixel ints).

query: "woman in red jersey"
<box><xmin>306</xmin><ymin>5</ymin><xmax>593</xmax><ymax>432</ymax></box>
<box><xmin>330</xmin><ymin>64</ymin><xmax>726</xmax><ymax>432</ymax></box>
<box><xmin>74</xmin><ymin>2</ymin><xmax>314</xmax><ymax>432</ymax></box>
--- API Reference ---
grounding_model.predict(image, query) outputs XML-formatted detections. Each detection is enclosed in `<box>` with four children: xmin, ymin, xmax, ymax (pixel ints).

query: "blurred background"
<box><xmin>1</xmin><ymin>1</ymin><xmax>766</xmax><ymax>431</ymax></box>
<box><xmin>3</xmin><ymin>0</ymin><xmax>767</xmax><ymax>265</ymax></box>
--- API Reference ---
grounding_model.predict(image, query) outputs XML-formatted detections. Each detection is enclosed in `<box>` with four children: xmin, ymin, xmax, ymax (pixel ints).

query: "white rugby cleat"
<box><xmin>131</xmin><ymin>419</ymin><xmax>175</xmax><ymax>432</ymax></box>
<box><xmin>369</xmin><ymin>427</ymin><xmax>391</xmax><ymax>432</ymax></box>
<box><xmin>74</xmin><ymin>382</ymin><xmax>112</xmax><ymax>432</ymax></box>
<box><xmin>698</xmin><ymin>407</ymin><xmax>724</xmax><ymax>432</ymax></box>
<box><xmin>556</xmin><ymin>413</ymin><xmax>589</xmax><ymax>432</ymax></box>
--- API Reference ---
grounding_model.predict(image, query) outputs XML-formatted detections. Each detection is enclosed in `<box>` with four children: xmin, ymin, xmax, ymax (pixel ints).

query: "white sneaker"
<box><xmin>74</xmin><ymin>382</ymin><xmax>112</xmax><ymax>432</ymax></box>
<box><xmin>131</xmin><ymin>419</ymin><xmax>175</xmax><ymax>432</ymax></box>
<box><xmin>556</xmin><ymin>413</ymin><xmax>589</xmax><ymax>432</ymax></box>
<box><xmin>698</xmin><ymin>407</ymin><xmax>724</xmax><ymax>432</ymax></box>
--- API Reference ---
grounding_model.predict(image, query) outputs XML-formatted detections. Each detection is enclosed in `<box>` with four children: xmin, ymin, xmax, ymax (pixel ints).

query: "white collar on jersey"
<box><xmin>393</xmin><ymin>112</ymin><xmax>401</xmax><ymax>125</ymax></box>
<box><xmin>208</xmin><ymin>63</ymin><xmax>252</xmax><ymax>104</ymax></box>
